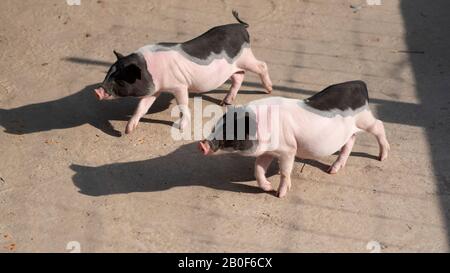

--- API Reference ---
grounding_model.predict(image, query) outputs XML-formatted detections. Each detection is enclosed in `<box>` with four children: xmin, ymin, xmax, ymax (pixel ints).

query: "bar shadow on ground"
<box><xmin>400</xmin><ymin>0</ymin><xmax>450</xmax><ymax>247</ymax></box>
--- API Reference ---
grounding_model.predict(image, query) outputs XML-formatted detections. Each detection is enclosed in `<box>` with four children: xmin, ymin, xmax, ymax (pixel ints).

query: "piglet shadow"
<box><xmin>297</xmin><ymin>152</ymin><xmax>380</xmax><ymax>173</ymax></box>
<box><xmin>296</xmin><ymin>158</ymin><xmax>330</xmax><ymax>173</ymax></box>
<box><xmin>349</xmin><ymin>152</ymin><xmax>379</xmax><ymax>161</ymax></box>
<box><xmin>0</xmin><ymin>84</ymin><xmax>174</xmax><ymax>137</ymax></box>
<box><xmin>70</xmin><ymin>143</ymin><xmax>278</xmax><ymax>196</ymax></box>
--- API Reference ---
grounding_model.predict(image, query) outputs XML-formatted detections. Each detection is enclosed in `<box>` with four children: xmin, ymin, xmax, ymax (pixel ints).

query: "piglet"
<box><xmin>95</xmin><ymin>11</ymin><xmax>272</xmax><ymax>134</ymax></box>
<box><xmin>199</xmin><ymin>81</ymin><xmax>390</xmax><ymax>198</ymax></box>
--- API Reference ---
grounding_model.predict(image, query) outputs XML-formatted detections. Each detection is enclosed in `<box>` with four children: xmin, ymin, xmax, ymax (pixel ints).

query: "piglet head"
<box><xmin>198</xmin><ymin>106</ymin><xmax>258</xmax><ymax>156</ymax></box>
<box><xmin>94</xmin><ymin>50</ymin><xmax>154</xmax><ymax>101</ymax></box>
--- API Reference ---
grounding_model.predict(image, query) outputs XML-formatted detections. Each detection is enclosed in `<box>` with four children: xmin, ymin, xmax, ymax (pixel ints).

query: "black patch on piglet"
<box><xmin>180</xmin><ymin>11</ymin><xmax>250</xmax><ymax>61</ymax></box>
<box><xmin>305</xmin><ymin>80</ymin><xmax>369</xmax><ymax>111</ymax></box>
<box><xmin>210</xmin><ymin>107</ymin><xmax>257</xmax><ymax>152</ymax></box>
<box><xmin>102</xmin><ymin>52</ymin><xmax>154</xmax><ymax>97</ymax></box>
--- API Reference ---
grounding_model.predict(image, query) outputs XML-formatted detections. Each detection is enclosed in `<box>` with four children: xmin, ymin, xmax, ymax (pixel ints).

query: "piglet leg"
<box><xmin>356</xmin><ymin>111</ymin><xmax>390</xmax><ymax>161</ymax></box>
<box><xmin>173</xmin><ymin>88</ymin><xmax>191</xmax><ymax>131</ymax></box>
<box><xmin>255</xmin><ymin>154</ymin><xmax>274</xmax><ymax>192</ymax></box>
<box><xmin>239</xmin><ymin>49</ymin><xmax>273</xmax><ymax>93</ymax></box>
<box><xmin>328</xmin><ymin>134</ymin><xmax>356</xmax><ymax>174</ymax></box>
<box><xmin>277</xmin><ymin>154</ymin><xmax>295</xmax><ymax>198</ymax></box>
<box><xmin>220</xmin><ymin>71</ymin><xmax>245</xmax><ymax>106</ymax></box>
<box><xmin>126</xmin><ymin>93</ymin><xmax>160</xmax><ymax>134</ymax></box>
<box><xmin>368</xmin><ymin>120</ymin><xmax>390</xmax><ymax>161</ymax></box>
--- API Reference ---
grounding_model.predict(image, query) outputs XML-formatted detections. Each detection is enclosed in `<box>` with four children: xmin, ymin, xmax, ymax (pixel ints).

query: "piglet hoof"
<box><xmin>379</xmin><ymin>151</ymin><xmax>388</xmax><ymax>162</ymax></box>
<box><xmin>277</xmin><ymin>189</ymin><xmax>288</xmax><ymax>198</ymax></box>
<box><xmin>219</xmin><ymin>100</ymin><xmax>232</xmax><ymax>107</ymax></box>
<box><xmin>258</xmin><ymin>180</ymin><xmax>273</xmax><ymax>192</ymax></box>
<box><xmin>263</xmin><ymin>80</ymin><xmax>273</xmax><ymax>93</ymax></box>
<box><xmin>327</xmin><ymin>163</ymin><xmax>342</xmax><ymax>174</ymax></box>
<box><xmin>276</xmin><ymin>183</ymin><xmax>289</xmax><ymax>198</ymax></box>
<box><xmin>174</xmin><ymin>123</ymin><xmax>184</xmax><ymax>132</ymax></box>
<box><xmin>125</xmin><ymin>126</ymin><xmax>134</xmax><ymax>134</ymax></box>
<box><xmin>174</xmin><ymin>119</ymin><xmax>190</xmax><ymax>132</ymax></box>
<box><xmin>125</xmin><ymin>119</ymin><xmax>138</xmax><ymax>134</ymax></box>
<box><xmin>379</xmin><ymin>144</ymin><xmax>390</xmax><ymax>161</ymax></box>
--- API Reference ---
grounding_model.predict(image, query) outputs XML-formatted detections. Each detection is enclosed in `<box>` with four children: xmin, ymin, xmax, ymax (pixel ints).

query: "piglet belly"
<box><xmin>295</xmin><ymin>117</ymin><xmax>359</xmax><ymax>159</ymax></box>
<box><xmin>188</xmin><ymin>59</ymin><xmax>238</xmax><ymax>92</ymax></box>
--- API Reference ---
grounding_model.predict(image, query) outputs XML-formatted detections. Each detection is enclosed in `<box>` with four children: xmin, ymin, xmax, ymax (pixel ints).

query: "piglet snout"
<box><xmin>94</xmin><ymin>87</ymin><xmax>111</xmax><ymax>100</ymax></box>
<box><xmin>198</xmin><ymin>140</ymin><xmax>212</xmax><ymax>155</ymax></box>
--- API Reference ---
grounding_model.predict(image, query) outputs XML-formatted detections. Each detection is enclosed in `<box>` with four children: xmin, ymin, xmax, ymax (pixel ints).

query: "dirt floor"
<box><xmin>0</xmin><ymin>0</ymin><xmax>449</xmax><ymax>252</ymax></box>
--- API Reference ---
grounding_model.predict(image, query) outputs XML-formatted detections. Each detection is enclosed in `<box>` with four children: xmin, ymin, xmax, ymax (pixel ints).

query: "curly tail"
<box><xmin>232</xmin><ymin>10</ymin><xmax>249</xmax><ymax>28</ymax></box>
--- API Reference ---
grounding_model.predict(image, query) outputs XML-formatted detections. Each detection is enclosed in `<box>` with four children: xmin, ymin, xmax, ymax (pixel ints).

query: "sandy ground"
<box><xmin>0</xmin><ymin>0</ymin><xmax>449</xmax><ymax>252</ymax></box>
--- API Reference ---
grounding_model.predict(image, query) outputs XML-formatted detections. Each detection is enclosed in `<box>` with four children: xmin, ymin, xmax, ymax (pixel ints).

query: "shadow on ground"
<box><xmin>0</xmin><ymin>84</ymin><xmax>174</xmax><ymax>137</ymax></box>
<box><xmin>401</xmin><ymin>0</ymin><xmax>450</xmax><ymax>246</ymax></box>
<box><xmin>71</xmin><ymin>142</ymin><xmax>278</xmax><ymax>196</ymax></box>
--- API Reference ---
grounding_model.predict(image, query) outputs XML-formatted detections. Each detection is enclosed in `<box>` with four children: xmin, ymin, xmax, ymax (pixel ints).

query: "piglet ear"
<box><xmin>113</xmin><ymin>50</ymin><xmax>124</xmax><ymax>60</ymax></box>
